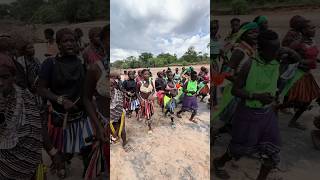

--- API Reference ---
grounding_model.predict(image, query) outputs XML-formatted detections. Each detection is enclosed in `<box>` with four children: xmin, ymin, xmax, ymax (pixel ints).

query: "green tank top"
<box><xmin>186</xmin><ymin>80</ymin><xmax>198</xmax><ymax>96</ymax></box>
<box><xmin>245</xmin><ymin>57</ymin><xmax>279</xmax><ymax>108</ymax></box>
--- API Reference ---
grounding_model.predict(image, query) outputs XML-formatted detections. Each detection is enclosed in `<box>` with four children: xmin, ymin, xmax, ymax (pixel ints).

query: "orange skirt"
<box><xmin>288</xmin><ymin>73</ymin><xmax>320</xmax><ymax>103</ymax></box>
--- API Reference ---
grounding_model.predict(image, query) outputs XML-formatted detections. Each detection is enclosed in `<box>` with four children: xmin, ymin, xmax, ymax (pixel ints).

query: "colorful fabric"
<box><xmin>110</xmin><ymin>88</ymin><xmax>124</xmax><ymax>122</ymax></box>
<box><xmin>186</xmin><ymin>80</ymin><xmax>198</xmax><ymax>96</ymax></box>
<box><xmin>140</xmin><ymin>98</ymin><xmax>154</xmax><ymax>120</ymax></box>
<box><xmin>232</xmin><ymin>22</ymin><xmax>258</xmax><ymax>43</ymax></box>
<box><xmin>181</xmin><ymin>95</ymin><xmax>198</xmax><ymax>111</ymax></box>
<box><xmin>212</xmin><ymin>82</ymin><xmax>233</xmax><ymax>120</ymax></box>
<box><xmin>245</xmin><ymin>58</ymin><xmax>279</xmax><ymax>108</ymax></box>
<box><xmin>197</xmin><ymin>81</ymin><xmax>209</xmax><ymax>95</ymax></box>
<box><xmin>156</xmin><ymin>90</ymin><xmax>165</xmax><ymax>107</ymax></box>
<box><xmin>82</xmin><ymin>44</ymin><xmax>104</xmax><ymax>65</ymax></box>
<box><xmin>48</xmin><ymin>111</ymin><xmax>94</xmax><ymax>153</ymax></box>
<box><xmin>164</xmin><ymin>95</ymin><xmax>176</xmax><ymax>112</ymax></box>
<box><xmin>287</xmin><ymin>72</ymin><xmax>320</xmax><ymax>103</ymax></box>
<box><xmin>256</xmin><ymin>16</ymin><xmax>268</xmax><ymax>26</ymax></box>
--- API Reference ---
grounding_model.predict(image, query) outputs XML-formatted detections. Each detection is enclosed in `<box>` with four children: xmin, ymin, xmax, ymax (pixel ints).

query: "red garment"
<box><xmin>83</xmin><ymin>44</ymin><xmax>104</xmax><ymax>65</ymax></box>
<box><xmin>302</xmin><ymin>43</ymin><xmax>319</xmax><ymax>69</ymax></box>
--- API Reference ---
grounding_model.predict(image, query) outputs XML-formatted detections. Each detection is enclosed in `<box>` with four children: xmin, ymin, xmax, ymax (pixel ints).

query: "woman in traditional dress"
<box><xmin>177</xmin><ymin>71</ymin><xmax>198</xmax><ymax>123</ymax></box>
<box><xmin>281</xmin><ymin>18</ymin><xmax>320</xmax><ymax>130</ymax></box>
<box><xmin>155</xmin><ymin>71</ymin><xmax>166</xmax><ymax>111</ymax></box>
<box><xmin>253</xmin><ymin>15</ymin><xmax>269</xmax><ymax>32</ymax></box>
<box><xmin>38</xmin><ymin>28</ymin><xmax>94</xmax><ymax>178</ymax></box>
<box><xmin>137</xmin><ymin>69</ymin><xmax>155</xmax><ymax>133</ymax></box>
<box><xmin>83</xmin><ymin>25</ymin><xmax>111</xmax><ymax>179</ymax></box>
<box><xmin>164</xmin><ymin>71</ymin><xmax>178</xmax><ymax>128</ymax></box>
<box><xmin>123</xmin><ymin>71</ymin><xmax>140</xmax><ymax>120</ymax></box>
<box><xmin>214</xmin><ymin>30</ymin><xmax>282</xmax><ymax>180</ymax></box>
<box><xmin>197</xmin><ymin>66</ymin><xmax>210</xmax><ymax>102</ymax></box>
<box><xmin>213</xmin><ymin>22</ymin><xmax>259</xmax><ymax>135</ymax></box>
<box><xmin>0</xmin><ymin>53</ymin><xmax>42</xmax><ymax>180</ymax></box>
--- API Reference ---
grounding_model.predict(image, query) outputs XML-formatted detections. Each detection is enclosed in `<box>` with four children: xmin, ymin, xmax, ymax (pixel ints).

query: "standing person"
<box><xmin>174</xmin><ymin>67</ymin><xmax>181</xmax><ymax>84</ymax></box>
<box><xmin>123</xmin><ymin>71</ymin><xmax>140</xmax><ymax>120</ymax></box>
<box><xmin>135</xmin><ymin>70</ymin><xmax>143</xmax><ymax>84</ymax></box>
<box><xmin>282</xmin><ymin>18</ymin><xmax>320</xmax><ymax>130</ymax></box>
<box><xmin>213</xmin><ymin>22</ymin><xmax>259</xmax><ymax>135</ymax></box>
<box><xmin>164</xmin><ymin>71</ymin><xmax>178</xmax><ymax>128</ymax></box>
<box><xmin>155</xmin><ymin>71</ymin><xmax>166</xmax><ymax>111</ymax></box>
<box><xmin>38</xmin><ymin>28</ymin><xmax>93</xmax><ymax>178</ymax></box>
<box><xmin>177</xmin><ymin>71</ymin><xmax>199</xmax><ymax>123</ymax></box>
<box><xmin>83</xmin><ymin>25</ymin><xmax>110</xmax><ymax>179</ymax></box>
<box><xmin>83</xmin><ymin>27</ymin><xmax>105</xmax><ymax>67</ymax></box>
<box><xmin>137</xmin><ymin>69</ymin><xmax>155</xmax><ymax>133</ymax></box>
<box><xmin>222</xmin><ymin>18</ymin><xmax>241</xmax><ymax>62</ymax></box>
<box><xmin>44</xmin><ymin>28</ymin><xmax>59</xmax><ymax>58</ymax></box>
<box><xmin>0</xmin><ymin>53</ymin><xmax>42</xmax><ymax>180</ymax></box>
<box><xmin>225</xmin><ymin>18</ymin><xmax>241</xmax><ymax>42</ymax></box>
<box><xmin>197</xmin><ymin>67</ymin><xmax>210</xmax><ymax>102</ymax></box>
<box><xmin>214</xmin><ymin>30</ymin><xmax>281</xmax><ymax>180</ymax></box>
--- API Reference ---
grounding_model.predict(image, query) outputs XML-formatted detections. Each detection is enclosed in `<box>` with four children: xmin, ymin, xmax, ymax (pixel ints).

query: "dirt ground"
<box><xmin>213</xmin><ymin>8</ymin><xmax>320</xmax><ymax>180</ymax></box>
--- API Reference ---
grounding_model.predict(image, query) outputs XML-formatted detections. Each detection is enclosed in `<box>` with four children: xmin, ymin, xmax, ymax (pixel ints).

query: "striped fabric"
<box><xmin>140</xmin><ymin>98</ymin><xmax>154</xmax><ymax>120</ymax></box>
<box><xmin>0</xmin><ymin>85</ymin><xmax>42</xmax><ymax>180</ymax></box>
<box><xmin>48</xmin><ymin>110</ymin><xmax>94</xmax><ymax>153</ymax></box>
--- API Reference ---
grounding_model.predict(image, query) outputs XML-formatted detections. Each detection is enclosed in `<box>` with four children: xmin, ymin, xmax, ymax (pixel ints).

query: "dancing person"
<box><xmin>123</xmin><ymin>71</ymin><xmax>140</xmax><ymax>120</ymax></box>
<box><xmin>281</xmin><ymin>18</ymin><xmax>320</xmax><ymax>130</ymax></box>
<box><xmin>155</xmin><ymin>71</ymin><xmax>166</xmax><ymax>111</ymax></box>
<box><xmin>197</xmin><ymin>66</ymin><xmax>210</xmax><ymax>102</ymax></box>
<box><xmin>174</xmin><ymin>67</ymin><xmax>181</xmax><ymax>84</ymax></box>
<box><xmin>83</xmin><ymin>25</ymin><xmax>110</xmax><ymax>179</ymax></box>
<box><xmin>164</xmin><ymin>71</ymin><xmax>178</xmax><ymax>128</ymax></box>
<box><xmin>137</xmin><ymin>69</ymin><xmax>155</xmax><ymax>133</ymax></box>
<box><xmin>177</xmin><ymin>71</ymin><xmax>199</xmax><ymax>123</ymax></box>
<box><xmin>214</xmin><ymin>30</ymin><xmax>282</xmax><ymax>180</ymax></box>
<box><xmin>0</xmin><ymin>53</ymin><xmax>42</xmax><ymax>180</ymax></box>
<box><xmin>38</xmin><ymin>28</ymin><xmax>94</xmax><ymax>178</ymax></box>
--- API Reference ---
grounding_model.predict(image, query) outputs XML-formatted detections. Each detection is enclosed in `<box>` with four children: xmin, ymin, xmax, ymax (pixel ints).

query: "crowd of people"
<box><xmin>211</xmin><ymin>15</ymin><xmax>320</xmax><ymax>180</ymax></box>
<box><xmin>0</xmin><ymin>22</ymin><xmax>211</xmax><ymax>179</ymax></box>
<box><xmin>0</xmin><ymin>25</ymin><xmax>110</xmax><ymax>180</ymax></box>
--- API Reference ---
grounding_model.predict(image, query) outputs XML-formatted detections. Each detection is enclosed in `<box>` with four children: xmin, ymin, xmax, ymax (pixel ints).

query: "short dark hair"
<box><xmin>56</xmin><ymin>28</ymin><xmax>74</xmax><ymax>44</ymax></box>
<box><xmin>258</xmin><ymin>30</ymin><xmax>279</xmax><ymax>49</ymax></box>
<box><xmin>44</xmin><ymin>28</ymin><xmax>54</xmax><ymax>37</ymax></box>
<box><xmin>231</xmin><ymin>18</ymin><xmax>240</xmax><ymax>24</ymax></box>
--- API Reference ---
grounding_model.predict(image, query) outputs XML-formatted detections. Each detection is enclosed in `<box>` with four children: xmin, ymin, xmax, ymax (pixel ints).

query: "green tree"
<box><xmin>181</xmin><ymin>46</ymin><xmax>197</xmax><ymax>63</ymax></box>
<box><xmin>139</xmin><ymin>52</ymin><xmax>153</xmax><ymax>67</ymax></box>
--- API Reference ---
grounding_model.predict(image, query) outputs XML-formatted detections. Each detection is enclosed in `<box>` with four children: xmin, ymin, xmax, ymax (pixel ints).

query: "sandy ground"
<box><xmin>110</xmin><ymin>97</ymin><xmax>210</xmax><ymax>180</ymax></box>
<box><xmin>213</xmin><ymin>8</ymin><xmax>320</xmax><ymax>180</ymax></box>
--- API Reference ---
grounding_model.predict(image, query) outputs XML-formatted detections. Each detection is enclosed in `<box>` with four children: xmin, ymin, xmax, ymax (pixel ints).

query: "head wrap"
<box><xmin>255</xmin><ymin>16</ymin><xmax>268</xmax><ymax>27</ymax></box>
<box><xmin>232</xmin><ymin>22</ymin><xmax>258</xmax><ymax>43</ymax></box>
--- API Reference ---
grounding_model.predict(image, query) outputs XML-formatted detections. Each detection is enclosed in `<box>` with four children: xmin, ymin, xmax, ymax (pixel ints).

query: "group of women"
<box><xmin>1</xmin><ymin>25</ymin><xmax>110</xmax><ymax>180</ymax></box>
<box><xmin>211</xmin><ymin>15</ymin><xmax>319</xmax><ymax>180</ymax></box>
<box><xmin>120</xmin><ymin>66</ymin><xmax>210</xmax><ymax>132</ymax></box>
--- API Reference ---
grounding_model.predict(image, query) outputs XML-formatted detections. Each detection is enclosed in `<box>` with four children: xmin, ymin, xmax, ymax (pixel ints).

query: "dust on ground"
<box><xmin>213</xmin><ymin>8</ymin><xmax>320</xmax><ymax>180</ymax></box>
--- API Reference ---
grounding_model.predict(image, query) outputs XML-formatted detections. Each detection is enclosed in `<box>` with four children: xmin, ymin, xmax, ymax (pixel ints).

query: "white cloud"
<box><xmin>110</xmin><ymin>0</ymin><xmax>210</xmax><ymax>62</ymax></box>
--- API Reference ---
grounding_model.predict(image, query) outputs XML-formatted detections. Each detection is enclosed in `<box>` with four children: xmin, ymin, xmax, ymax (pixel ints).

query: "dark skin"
<box><xmin>177</xmin><ymin>73</ymin><xmax>198</xmax><ymax>123</ymax></box>
<box><xmin>137</xmin><ymin>70</ymin><xmax>155</xmax><ymax>131</ymax></box>
<box><xmin>124</xmin><ymin>71</ymin><xmax>140</xmax><ymax>120</ymax></box>
<box><xmin>215</xmin><ymin>38</ymin><xmax>281</xmax><ymax>180</ymax></box>
<box><xmin>38</xmin><ymin>34</ymin><xmax>79</xmax><ymax>111</ymax></box>
<box><xmin>231</xmin><ymin>21</ymin><xmax>240</xmax><ymax>34</ymax></box>
<box><xmin>165</xmin><ymin>72</ymin><xmax>177</xmax><ymax>125</ymax></box>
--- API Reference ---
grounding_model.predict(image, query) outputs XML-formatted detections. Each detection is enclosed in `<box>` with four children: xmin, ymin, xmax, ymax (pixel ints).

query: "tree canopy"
<box><xmin>111</xmin><ymin>46</ymin><xmax>209</xmax><ymax>69</ymax></box>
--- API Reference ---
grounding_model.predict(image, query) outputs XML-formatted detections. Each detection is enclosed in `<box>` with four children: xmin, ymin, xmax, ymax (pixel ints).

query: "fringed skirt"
<box><xmin>181</xmin><ymin>95</ymin><xmax>198</xmax><ymax>111</ymax></box>
<box><xmin>287</xmin><ymin>72</ymin><xmax>320</xmax><ymax>104</ymax></box>
<box><xmin>140</xmin><ymin>98</ymin><xmax>154</xmax><ymax>120</ymax></box>
<box><xmin>124</xmin><ymin>96</ymin><xmax>140</xmax><ymax>111</ymax></box>
<box><xmin>164</xmin><ymin>95</ymin><xmax>176</xmax><ymax>112</ymax></box>
<box><xmin>197</xmin><ymin>82</ymin><xmax>210</xmax><ymax>95</ymax></box>
<box><xmin>156</xmin><ymin>90</ymin><xmax>165</xmax><ymax>107</ymax></box>
<box><xmin>48</xmin><ymin>110</ymin><xmax>94</xmax><ymax>153</ymax></box>
<box><xmin>85</xmin><ymin>112</ymin><xmax>110</xmax><ymax>180</ymax></box>
<box><xmin>229</xmin><ymin>104</ymin><xmax>281</xmax><ymax>164</ymax></box>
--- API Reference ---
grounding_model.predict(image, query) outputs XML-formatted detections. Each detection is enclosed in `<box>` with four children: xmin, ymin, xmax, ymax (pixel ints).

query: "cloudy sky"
<box><xmin>110</xmin><ymin>0</ymin><xmax>210</xmax><ymax>62</ymax></box>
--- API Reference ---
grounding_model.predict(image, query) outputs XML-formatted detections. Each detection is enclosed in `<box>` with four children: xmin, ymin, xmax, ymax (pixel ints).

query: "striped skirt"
<box><xmin>287</xmin><ymin>73</ymin><xmax>320</xmax><ymax>104</ymax></box>
<box><xmin>124</xmin><ymin>96</ymin><xmax>140</xmax><ymax>111</ymax></box>
<box><xmin>48</xmin><ymin>110</ymin><xmax>94</xmax><ymax>153</ymax></box>
<box><xmin>156</xmin><ymin>90</ymin><xmax>165</xmax><ymax>107</ymax></box>
<box><xmin>140</xmin><ymin>98</ymin><xmax>154</xmax><ymax>120</ymax></box>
